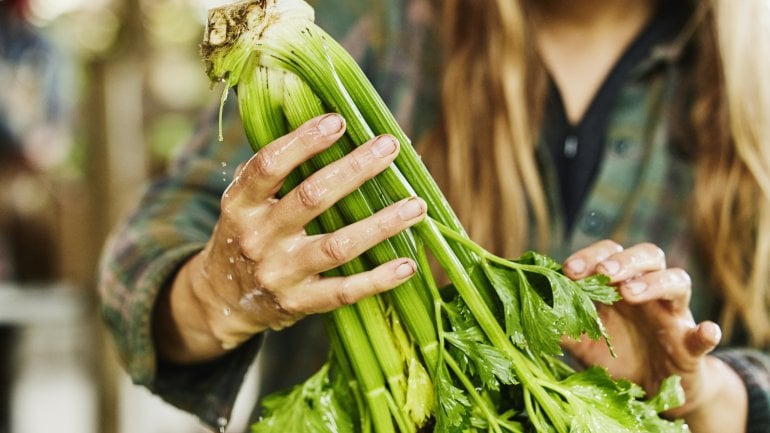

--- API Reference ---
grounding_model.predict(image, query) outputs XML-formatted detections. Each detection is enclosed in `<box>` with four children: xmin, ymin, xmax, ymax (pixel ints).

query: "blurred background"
<box><xmin>0</xmin><ymin>0</ymin><xmax>252</xmax><ymax>431</ymax></box>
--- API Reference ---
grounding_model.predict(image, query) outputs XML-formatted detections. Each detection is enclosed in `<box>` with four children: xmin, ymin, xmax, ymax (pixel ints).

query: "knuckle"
<box><xmin>640</xmin><ymin>242</ymin><xmax>666</xmax><ymax>263</ymax></box>
<box><xmin>639</xmin><ymin>241</ymin><xmax>662</xmax><ymax>254</ymax></box>
<box><xmin>239</xmin><ymin>236</ymin><xmax>265</xmax><ymax>259</ymax></box>
<box><xmin>346</xmin><ymin>151</ymin><xmax>368</xmax><ymax>175</ymax></box>
<box><xmin>334</xmin><ymin>285</ymin><xmax>357</xmax><ymax>307</ymax></box>
<box><xmin>256</xmin><ymin>265</ymin><xmax>294</xmax><ymax>292</ymax></box>
<box><xmin>296</xmin><ymin>129</ymin><xmax>316</xmax><ymax>149</ymax></box>
<box><xmin>256</xmin><ymin>270</ymin><xmax>280</xmax><ymax>291</ymax></box>
<box><xmin>376</xmin><ymin>216</ymin><xmax>393</xmax><ymax>237</ymax></box>
<box><xmin>297</xmin><ymin>122</ymin><xmax>327</xmax><ymax>148</ymax></box>
<box><xmin>321</xmin><ymin>235</ymin><xmax>350</xmax><ymax>263</ymax></box>
<box><xmin>251</xmin><ymin>150</ymin><xmax>280</xmax><ymax>179</ymax></box>
<box><xmin>668</xmin><ymin>267</ymin><xmax>692</xmax><ymax>286</ymax></box>
<box><xmin>220</xmin><ymin>189</ymin><xmax>236</xmax><ymax>212</ymax></box>
<box><xmin>297</xmin><ymin>180</ymin><xmax>325</xmax><ymax>209</ymax></box>
<box><xmin>234</xmin><ymin>162</ymin><xmax>247</xmax><ymax>176</ymax></box>
<box><xmin>598</xmin><ymin>239</ymin><xmax>623</xmax><ymax>253</ymax></box>
<box><xmin>274</xmin><ymin>293</ymin><xmax>301</xmax><ymax>316</ymax></box>
<box><xmin>374</xmin><ymin>215</ymin><xmax>400</xmax><ymax>239</ymax></box>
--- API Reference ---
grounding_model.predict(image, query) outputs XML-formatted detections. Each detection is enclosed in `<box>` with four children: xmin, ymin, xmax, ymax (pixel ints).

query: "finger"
<box><xmin>299</xmin><ymin>197</ymin><xmax>427</xmax><ymax>274</ymax></box>
<box><xmin>619</xmin><ymin>267</ymin><xmax>692</xmax><ymax>311</ymax></box>
<box><xmin>271</xmin><ymin>134</ymin><xmax>401</xmax><ymax>232</ymax></box>
<box><xmin>685</xmin><ymin>320</ymin><xmax>722</xmax><ymax>357</ymax></box>
<box><xmin>227</xmin><ymin>114</ymin><xmax>346</xmax><ymax>201</ymax></box>
<box><xmin>596</xmin><ymin>242</ymin><xmax>666</xmax><ymax>282</ymax></box>
<box><xmin>286</xmin><ymin>258</ymin><xmax>418</xmax><ymax>314</ymax></box>
<box><xmin>563</xmin><ymin>239</ymin><xmax>623</xmax><ymax>279</ymax></box>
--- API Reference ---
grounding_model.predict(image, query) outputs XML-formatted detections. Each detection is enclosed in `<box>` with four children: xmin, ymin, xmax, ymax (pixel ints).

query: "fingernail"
<box><xmin>398</xmin><ymin>197</ymin><xmax>426</xmax><ymax>220</ymax></box>
<box><xmin>318</xmin><ymin>114</ymin><xmax>344</xmax><ymax>135</ymax></box>
<box><xmin>600</xmin><ymin>260</ymin><xmax>620</xmax><ymax>276</ymax></box>
<box><xmin>625</xmin><ymin>281</ymin><xmax>647</xmax><ymax>296</ymax></box>
<box><xmin>372</xmin><ymin>135</ymin><xmax>398</xmax><ymax>158</ymax></box>
<box><xmin>395</xmin><ymin>260</ymin><xmax>416</xmax><ymax>278</ymax></box>
<box><xmin>565</xmin><ymin>258</ymin><xmax>586</xmax><ymax>274</ymax></box>
<box><xmin>705</xmin><ymin>322</ymin><xmax>722</xmax><ymax>344</ymax></box>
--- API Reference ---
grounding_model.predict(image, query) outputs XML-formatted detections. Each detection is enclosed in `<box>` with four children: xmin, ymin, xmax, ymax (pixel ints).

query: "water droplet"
<box><xmin>221</xmin><ymin>162</ymin><xmax>227</xmax><ymax>168</ymax></box>
<box><xmin>217</xmin><ymin>416</ymin><xmax>228</xmax><ymax>432</ymax></box>
<box><xmin>223</xmin><ymin>307</ymin><xmax>231</xmax><ymax>317</ymax></box>
<box><xmin>227</xmin><ymin>274</ymin><xmax>233</xmax><ymax>281</ymax></box>
<box><xmin>229</xmin><ymin>256</ymin><xmax>235</xmax><ymax>264</ymax></box>
<box><xmin>226</xmin><ymin>238</ymin><xmax>233</xmax><ymax>244</ymax></box>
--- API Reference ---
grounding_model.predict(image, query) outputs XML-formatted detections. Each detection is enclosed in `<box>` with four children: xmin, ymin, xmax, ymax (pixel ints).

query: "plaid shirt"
<box><xmin>98</xmin><ymin>0</ymin><xmax>770</xmax><ymax>431</ymax></box>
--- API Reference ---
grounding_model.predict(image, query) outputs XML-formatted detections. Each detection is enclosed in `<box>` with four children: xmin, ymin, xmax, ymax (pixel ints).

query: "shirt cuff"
<box><xmin>715</xmin><ymin>349</ymin><xmax>770</xmax><ymax>433</ymax></box>
<box><xmin>154</xmin><ymin>335</ymin><xmax>262</xmax><ymax>430</ymax></box>
<box><xmin>117</xmin><ymin>240</ymin><xmax>262</xmax><ymax>429</ymax></box>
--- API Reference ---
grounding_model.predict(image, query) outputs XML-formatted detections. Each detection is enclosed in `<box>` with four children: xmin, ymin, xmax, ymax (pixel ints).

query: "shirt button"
<box><xmin>611</xmin><ymin>138</ymin><xmax>633</xmax><ymax>156</ymax></box>
<box><xmin>564</xmin><ymin>135</ymin><xmax>579</xmax><ymax>158</ymax></box>
<box><xmin>580</xmin><ymin>210</ymin><xmax>609</xmax><ymax>237</ymax></box>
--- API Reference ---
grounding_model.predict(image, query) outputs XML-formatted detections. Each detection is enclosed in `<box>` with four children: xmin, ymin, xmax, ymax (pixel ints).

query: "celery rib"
<box><xmin>202</xmin><ymin>2</ymin><xmax>689</xmax><ymax>432</ymax></box>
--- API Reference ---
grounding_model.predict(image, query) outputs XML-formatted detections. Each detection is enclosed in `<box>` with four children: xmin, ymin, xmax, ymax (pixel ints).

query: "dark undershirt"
<box><xmin>543</xmin><ymin>0</ymin><xmax>692</xmax><ymax>234</ymax></box>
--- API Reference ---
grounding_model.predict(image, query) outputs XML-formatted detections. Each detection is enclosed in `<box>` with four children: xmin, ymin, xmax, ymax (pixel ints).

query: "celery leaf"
<box><xmin>434</xmin><ymin>363</ymin><xmax>471</xmax><ymax>432</ymax></box>
<box><xmin>405</xmin><ymin>357</ymin><xmax>434</xmax><ymax>426</ymax></box>
<box><xmin>444</xmin><ymin>326</ymin><xmax>517</xmax><ymax>389</ymax></box>
<box><xmin>482</xmin><ymin>260</ymin><xmax>528</xmax><ymax>349</ymax></box>
<box><xmin>251</xmin><ymin>363</ymin><xmax>354</xmax><ymax>433</ymax></box>
<box><xmin>560</xmin><ymin>367</ymin><xmax>687</xmax><ymax>433</ymax></box>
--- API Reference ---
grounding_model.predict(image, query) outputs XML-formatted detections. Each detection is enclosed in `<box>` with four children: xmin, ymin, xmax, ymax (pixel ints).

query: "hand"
<box><xmin>561</xmin><ymin>240</ymin><xmax>747</xmax><ymax>433</ymax></box>
<box><xmin>154</xmin><ymin>114</ymin><xmax>426</xmax><ymax>362</ymax></box>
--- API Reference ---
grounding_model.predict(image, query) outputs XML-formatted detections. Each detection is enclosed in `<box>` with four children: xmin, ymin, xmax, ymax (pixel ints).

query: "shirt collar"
<box><xmin>632</xmin><ymin>0</ymin><xmax>700</xmax><ymax>79</ymax></box>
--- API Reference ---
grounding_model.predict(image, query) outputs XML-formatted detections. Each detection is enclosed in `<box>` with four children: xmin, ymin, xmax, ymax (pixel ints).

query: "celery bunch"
<box><xmin>200</xmin><ymin>1</ymin><xmax>688</xmax><ymax>432</ymax></box>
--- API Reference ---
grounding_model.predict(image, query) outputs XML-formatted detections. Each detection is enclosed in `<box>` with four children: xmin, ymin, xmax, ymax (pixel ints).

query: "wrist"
<box><xmin>679</xmin><ymin>355</ymin><xmax>747</xmax><ymax>433</ymax></box>
<box><xmin>188</xmin><ymin>251</ymin><xmax>270</xmax><ymax>351</ymax></box>
<box><xmin>153</xmin><ymin>252</ymin><xmax>232</xmax><ymax>364</ymax></box>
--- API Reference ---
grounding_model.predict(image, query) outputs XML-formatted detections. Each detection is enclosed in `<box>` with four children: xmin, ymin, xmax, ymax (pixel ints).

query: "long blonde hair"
<box><xmin>423</xmin><ymin>0</ymin><xmax>770</xmax><ymax>345</ymax></box>
<box><xmin>422</xmin><ymin>0</ymin><xmax>549</xmax><ymax>258</ymax></box>
<box><xmin>697</xmin><ymin>0</ymin><xmax>770</xmax><ymax>345</ymax></box>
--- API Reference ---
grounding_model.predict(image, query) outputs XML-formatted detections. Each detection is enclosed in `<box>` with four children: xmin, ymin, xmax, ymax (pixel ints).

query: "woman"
<box><xmin>99</xmin><ymin>0</ymin><xmax>770</xmax><ymax>431</ymax></box>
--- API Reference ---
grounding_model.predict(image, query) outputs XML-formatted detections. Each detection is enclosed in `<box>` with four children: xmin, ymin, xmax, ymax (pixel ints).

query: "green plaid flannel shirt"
<box><xmin>98</xmin><ymin>0</ymin><xmax>770</xmax><ymax>430</ymax></box>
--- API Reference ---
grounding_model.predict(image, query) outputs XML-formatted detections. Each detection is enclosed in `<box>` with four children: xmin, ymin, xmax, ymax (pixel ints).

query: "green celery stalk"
<box><xmin>239</xmin><ymin>65</ymin><xmax>397</xmax><ymax>433</ymax></box>
<box><xmin>280</xmin><ymin>72</ymin><xmax>441</xmax><ymax>368</ymax></box>
<box><xmin>201</xmin><ymin>1</ymin><xmax>690</xmax><ymax>432</ymax></box>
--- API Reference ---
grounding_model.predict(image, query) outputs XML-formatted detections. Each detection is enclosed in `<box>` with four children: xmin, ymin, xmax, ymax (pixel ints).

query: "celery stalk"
<box><xmin>241</xmin><ymin>65</ymin><xmax>397</xmax><ymax>433</ymax></box>
<box><xmin>202</xmin><ymin>1</ymin><xmax>690</xmax><ymax>432</ymax></box>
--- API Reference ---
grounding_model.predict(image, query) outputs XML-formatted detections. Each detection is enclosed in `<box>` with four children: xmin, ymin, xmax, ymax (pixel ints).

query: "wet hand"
<box><xmin>561</xmin><ymin>240</ymin><xmax>746</xmax><ymax>432</ymax></box>
<box><xmin>166</xmin><ymin>114</ymin><xmax>426</xmax><ymax>358</ymax></box>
